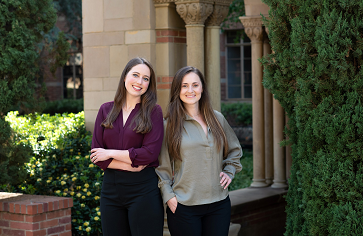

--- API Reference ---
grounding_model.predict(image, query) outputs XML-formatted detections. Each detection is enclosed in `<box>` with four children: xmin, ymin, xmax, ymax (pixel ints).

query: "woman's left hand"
<box><xmin>220</xmin><ymin>172</ymin><xmax>232</xmax><ymax>189</ymax></box>
<box><xmin>90</xmin><ymin>148</ymin><xmax>112</xmax><ymax>163</ymax></box>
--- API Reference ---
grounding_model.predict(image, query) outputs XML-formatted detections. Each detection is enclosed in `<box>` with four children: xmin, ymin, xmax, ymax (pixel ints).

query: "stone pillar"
<box><xmin>271</xmin><ymin>98</ymin><xmax>288</xmax><ymax>188</ymax></box>
<box><xmin>204</xmin><ymin>3</ymin><xmax>229</xmax><ymax>111</ymax></box>
<box><xmin>176</xmin><ymin>1</ymin><xmax>214</xmax><ymax>74</ymax></box>
<box><xmin>263</xmin><ymin>35</ymin><xmax>273</xmax><ymax>185</ymax></box>
<box><xmin>154</xmin><ymin>0</ymin><xmax>187</xmax><ymax>114</ymax></box>
<box><xmin>240</xmin><ymin>16</ymin><xmax>268</xmax><ymax>187</ymax></box>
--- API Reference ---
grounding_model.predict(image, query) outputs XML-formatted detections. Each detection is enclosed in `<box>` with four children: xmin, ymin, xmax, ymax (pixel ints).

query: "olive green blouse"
<box><xmin>155</xmin><ymin>110</ymin><xmax>243</xmax><ymax>206</ymax></box>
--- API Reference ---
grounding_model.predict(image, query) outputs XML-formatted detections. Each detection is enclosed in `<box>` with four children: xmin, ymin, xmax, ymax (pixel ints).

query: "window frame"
<box><xmin>225</xmin><ymin>30</ymin><xmax>252</xmax><ymax>102</ymax></box>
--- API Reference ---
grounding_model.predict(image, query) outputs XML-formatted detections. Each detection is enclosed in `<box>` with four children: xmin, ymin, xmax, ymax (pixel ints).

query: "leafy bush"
<box><xmin>0</xmin><ymin>0</ymin><xmax>63</xmax><ymax>188</ymax></box>
<box><xmin>3</xmin><ymin>112</ymin><xmax>102</xmax><ymax>235</ymax></box>
<box><xmin>229</xmin><ymin>150</ymin><xmax>253</xmax><ymax>191</ymax></box>
<box><xmin>42</xmin><ymin>99</ymin><xmax>84</xmax><ymax>115</ymax></box>
<box><xmin>262</xmin><ymin>0</ymin><xmax>363</xmax><ymax>235</ymax></box>
<box><xmin>221</xmin><ymin>102</ymin><xmax>252</xmax><ymax>126</ymax></box>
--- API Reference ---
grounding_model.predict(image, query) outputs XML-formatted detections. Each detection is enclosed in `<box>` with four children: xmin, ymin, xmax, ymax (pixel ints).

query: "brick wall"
<box><xmin>0</xmin><ymin>193</ymin><xmax>73</xmax><ymax>236</ymax></box>
<box><xmin>156</xmin><ymin>29</ymin><xmax>186</xmax><ymax>44</ymax></box>
<box><xmin>229</xmin><ymin>188</ymin><xmax>287</xmax><ymax>236</ymax></box>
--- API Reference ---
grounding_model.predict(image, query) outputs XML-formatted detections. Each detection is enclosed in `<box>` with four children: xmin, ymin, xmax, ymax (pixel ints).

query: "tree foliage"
<box><xmin>261</xmin><ymin>0</ymin><xmax>363</xmax><ymax>235</ymax></box>
<box><xmin>221</xmin><ymin>0</ymin><xmax>245</xmax><ymax>29</ymax></box>
<box><xmin>0</xmin><ymin>0</ymin><xmax>68</xmax><ymax>186</ymax></box>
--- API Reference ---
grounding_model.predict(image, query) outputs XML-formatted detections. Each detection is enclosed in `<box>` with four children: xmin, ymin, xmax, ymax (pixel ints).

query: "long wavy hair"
<box><xmin>165</xmin><ymin>66</ymin><xmax>228</xmax><ymax>161</ymax></box>
<box><xmin>101</xmin><ymin>57</ymin><xmax>157</xmax><ymax>134</ymax></box>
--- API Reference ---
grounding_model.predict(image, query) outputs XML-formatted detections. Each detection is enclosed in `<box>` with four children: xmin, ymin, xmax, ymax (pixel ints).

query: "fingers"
<box><xmin>167</xmin><ymin>197</ymin><xmax>178</xmax><ymax>213</ymax></box>
<box><xmin>220</xmin><ymin>172</ymin><xmax>232</xmax><ymax>189</ymax></box>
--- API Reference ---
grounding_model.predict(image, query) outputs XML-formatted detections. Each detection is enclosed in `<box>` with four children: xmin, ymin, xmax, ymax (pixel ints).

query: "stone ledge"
<box><xmin>230</xmin><ymin>187</ymin><xmax>287</xmax><ymax>214</ymax></box>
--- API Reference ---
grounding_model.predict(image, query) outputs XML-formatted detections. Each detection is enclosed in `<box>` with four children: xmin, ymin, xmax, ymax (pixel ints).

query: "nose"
<box><xmin>187</xmin><ymin>85</ymin><xmax>193</xmax><ymax>93</ymax></box>
<box><xmin>136</xmin><ymin>76</ymin><xmax>143</xmax><ymax>84</ymax></box>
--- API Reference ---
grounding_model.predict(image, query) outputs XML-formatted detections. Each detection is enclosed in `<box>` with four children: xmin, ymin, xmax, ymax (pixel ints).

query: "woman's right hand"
<box><xmin>167</xmin><ymin>197</ymin><xmax>178</xmax><ymax>213</ymax></box>
<box><xmin>128</xmin><ymin>165</ymin><xmax>147</xmax><ymax>172</ymax></box>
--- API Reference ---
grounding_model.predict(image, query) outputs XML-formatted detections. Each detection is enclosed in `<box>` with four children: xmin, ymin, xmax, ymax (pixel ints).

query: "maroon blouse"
<box><xmin>91</xmin><ymin>102</ymin><xmax>164</xmax><ymax>171</ymax></box>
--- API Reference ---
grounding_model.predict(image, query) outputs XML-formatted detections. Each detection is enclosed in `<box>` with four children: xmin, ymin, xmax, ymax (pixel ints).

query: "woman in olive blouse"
<box><xmin>156</xmin><ymin>66</ymin><xmax>242</xmax><ymax>236</ymax></box>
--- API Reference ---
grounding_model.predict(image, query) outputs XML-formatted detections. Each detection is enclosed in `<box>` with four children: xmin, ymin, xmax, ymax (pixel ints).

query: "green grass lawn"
<box><xmin>229</xmin><ymin>149</ymin><xmax>253</xmax><ymax>191</ymax></box>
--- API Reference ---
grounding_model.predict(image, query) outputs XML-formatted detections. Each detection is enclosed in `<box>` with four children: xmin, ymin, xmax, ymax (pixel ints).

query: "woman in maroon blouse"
<box><xmin>90</xmin><ymin>57</ymin><xmax>164</xmax><ymax>236</ymax></box>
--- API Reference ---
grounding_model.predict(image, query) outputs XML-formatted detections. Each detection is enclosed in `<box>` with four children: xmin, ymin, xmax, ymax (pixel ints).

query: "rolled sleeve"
<box><xmin>128</xmin><ymin>105</ymin><xmax>164</xmax><ymax>167</ymax></box>
<box><xmin>91</xmin><ymin>104</ymin><xmax>113</xmax><ymax>171</ymax></box>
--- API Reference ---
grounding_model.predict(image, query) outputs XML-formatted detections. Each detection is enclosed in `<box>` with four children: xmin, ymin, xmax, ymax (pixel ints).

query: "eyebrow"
<box><xmin>182</xmin><ymin>82</ymin><xmax>199</xmax><ymax>84</ymax></box>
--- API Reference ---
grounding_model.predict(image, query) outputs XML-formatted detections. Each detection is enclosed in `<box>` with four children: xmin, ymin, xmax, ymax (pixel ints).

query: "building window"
<box><xmin>225</xmin><ymin>30</ymin><xmax>252</xmax><ymax>100</ymax></box>
<box><xmin>63</xmin><ymin>53</ymin><xmax>83</xmax><ymax>99</ymax></box>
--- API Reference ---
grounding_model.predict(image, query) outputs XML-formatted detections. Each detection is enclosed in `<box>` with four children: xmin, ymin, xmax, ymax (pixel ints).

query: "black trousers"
<box><xmin>100</xmin><ymin>168</ymin><xmax>164</xmax><ymax>236</ymax></box>
<box><xmin>166</xmin><ymin>196</ymin><xmax>231</xmax><ymax>236</ymax></box>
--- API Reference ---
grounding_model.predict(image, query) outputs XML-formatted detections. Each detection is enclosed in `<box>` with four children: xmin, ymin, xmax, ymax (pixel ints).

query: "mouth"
<box><xmin>132</xmin><ymin>85</ymin><xmax>142</xmax><ymax>91</ymax></box>
<box><xmin>186</xmin><ymin>95</ymin><xmax>195</xmax><ymax>98</ymax></box>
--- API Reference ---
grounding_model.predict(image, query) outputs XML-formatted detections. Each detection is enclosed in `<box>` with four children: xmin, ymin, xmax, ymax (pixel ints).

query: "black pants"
<box><xmin>100</xmin><ymin>168</ymin><xmax>164</xmax><ymax>236</ymax></box>
<box><xmin>166</xmin><ymin>196</ymin><xmax>231</xmax><ymax>236</ymax></box>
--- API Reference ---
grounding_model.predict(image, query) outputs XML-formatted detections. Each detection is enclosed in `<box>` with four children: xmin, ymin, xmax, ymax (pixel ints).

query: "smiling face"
<box><xmin>124</xmin><ymin>64</ymin><xmax>151</xmax><ymax>99</ymax></box>
<box><xmin>179</xmin><ymin>72</ymin><xmax>203</xmax><ymax>106</ymax></box>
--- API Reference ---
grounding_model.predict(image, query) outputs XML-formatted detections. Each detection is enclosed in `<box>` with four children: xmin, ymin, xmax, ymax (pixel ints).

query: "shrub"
<box><xmin>262</xmin><ymin>0</ymin><xmax>363</xmax><ymax>235</ymax></box>
<box><xmin>0</xmin><ymin>0</ymin><xmax>59</xmax><ymax>187</ymax></box>
<box><xmin>3</xmin><ymin>112</ymin><xmax>102</xmax><ymax>235</ymax></box>
<box><xmin>42</xmin><ymin>99</ymin><xmax>84</xmax><ymax>115</ymax></box>
<box><xmin>229</xmin><ymin>150</ymin><xmax>253</xmax><ymax>191</ymax></box>
<box><xmin>221</xmin><ymin>102</ymin><xmax>252</xmax><ymax>126</ymax></box>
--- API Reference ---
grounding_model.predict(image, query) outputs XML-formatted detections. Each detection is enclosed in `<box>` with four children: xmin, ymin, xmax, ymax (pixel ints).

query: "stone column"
<box><xmin>263</xmin><ymin>34</ymin><xmax>273</xmax><ymax>185</ymax></box>
<box><xmin>240</xmin><ymin>16</ymin><xmax>268</xmax><ymax>187</ymax></box>
<box><xmin>204</xmin><ymin>3</ymin><xmax>230</xmax><ymax>111</ymax></box>
<box><xmin>271</xmin><ymin>98</ymin><xmax>288</xmax><ymax>188</ymax></box>
<box><xmin>176</xmin><ymin>1</ymin><xmax>214</xmax><ymax>74</ymax></box>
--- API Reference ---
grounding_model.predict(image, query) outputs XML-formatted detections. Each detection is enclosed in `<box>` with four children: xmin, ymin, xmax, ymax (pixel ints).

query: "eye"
<box><xmin>133</xmin><ymin>74</ymin><xmax>138</xmax><ymax>77</ymax></box>
<box><xmin>143</xmin><ymin>77</ymin><xmax>149</xmax><ymax>82</ymax></box>
<box><xmin>182</xmin><ymin>85</ymin><xmax>187</xmax><ymax>88</ymax></box>
<box><xmin>193</xmin><ymin>84</ymin><xmax>199</xmax><ymax>87</ymax></box>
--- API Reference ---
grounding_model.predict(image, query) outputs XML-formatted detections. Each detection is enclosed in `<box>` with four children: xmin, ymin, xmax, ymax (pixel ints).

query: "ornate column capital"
<box><xmin>205</xmin><ymin>4</ymin><xmax>230</xmax><ymax>26</ymax></box>
<box><xmin>153</xmin><ymin>0</ymin><xmax>175</xmax><ymax>4</ymax></box>
<box><xmin>175</xmin><ymin>1</ymin><xmax>214</xmax><ymax>25</ymax></box>
<box><xmin>239</xmin><ymin>16</ymin><xmax>264</xmax><ymax>43</ymax></box>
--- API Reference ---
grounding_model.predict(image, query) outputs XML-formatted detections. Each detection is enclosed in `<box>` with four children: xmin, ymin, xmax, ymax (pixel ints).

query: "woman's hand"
<box><xmin>128</xmin><ymin>165</ymin><xmax>147</xmax><ymax>172</ymax></box>
<box><xmin>90</xmin><ymin>148</ymin><xmax>112</xmax><ymax>163</ymax></box>
<box><xmin>167</xmin><ymin>197</ymin><xmax>178</xmax><ymax>214</ymax></box>
<box><xmin>220</xmin><ymin>172</ymin><xmax>232</xmax><ymax>189</ymax></box>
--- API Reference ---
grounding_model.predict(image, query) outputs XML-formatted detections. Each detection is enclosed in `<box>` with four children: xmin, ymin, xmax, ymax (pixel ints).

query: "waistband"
<box><xmin>104</xmin><ymin>167</ymin><xmax>157</xmax><ymax>184</ymax></box>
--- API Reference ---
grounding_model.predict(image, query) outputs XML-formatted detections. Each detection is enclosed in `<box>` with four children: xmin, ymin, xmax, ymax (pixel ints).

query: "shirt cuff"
<box><xmin>128</xmin><ymin>148</ymin><xmax>138</xmax><ymax>167</ymax></box>
<box><xmin>223</xmin><ymin>164</ymin><xmax>237</xmax><ymax>180</ymax></box>
<box><xmin>158</xmin><ymin>180</ymin><xmax>176</xmax><ymax>204</ymax></box>
<box><xmin>97</xmin><ymin>159</ymin><xmax>113</xmax><ymax>171</ymax></box>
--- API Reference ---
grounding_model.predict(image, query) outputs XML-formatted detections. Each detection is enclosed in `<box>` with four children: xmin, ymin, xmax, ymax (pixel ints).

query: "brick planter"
<box><xmin>0</xmin><ymin>192</ymin><xmax>73</xmax><ymax>236</ymax></box>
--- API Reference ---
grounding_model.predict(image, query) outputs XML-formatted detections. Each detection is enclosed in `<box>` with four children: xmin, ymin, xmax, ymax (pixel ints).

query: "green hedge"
<box><xmin>262</xmin><ymin>0</ymin><xmax>363</xmax><ymax>235</ymax></box>
<box><xmin>3</xmin><ymin>112</ymin><xmax>101</xmax><ymax>235</ymax></box>
<box><xmin>228</xmin><ymin>150</ymin><xmax>253</xmax><ymax>191</ymax></box>
<box><xmin>42</xmin><ymin>99</ymin><xmax>84</xmax><ymax>115</ymax></box>
<box><xmin>221</xmin><ymin>102</ymin><xmax>252</xmax><ymax>126</ymax></box>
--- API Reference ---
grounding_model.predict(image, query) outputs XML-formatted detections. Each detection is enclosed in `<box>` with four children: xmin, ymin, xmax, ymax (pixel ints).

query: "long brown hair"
<box><xmin>101</xmin><ymin>57</ymin><xmax>157</xmax><ymax>134</ymax></box>
<box><xmin>165</xmin><ymin>66</ymin><xmax>228</xmax><ymax>161</ymax></box>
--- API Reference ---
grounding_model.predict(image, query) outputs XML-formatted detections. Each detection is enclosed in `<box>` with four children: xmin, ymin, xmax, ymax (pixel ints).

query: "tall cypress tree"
<box><xmin>261</xmin><ymin>0</ymin><xmax>363</xmax><ymax>235</ymax></box>
<box><xmin>0</xmin><ymin>0</ymin><xmax>65</xmax><ymax>186</ymax></box>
